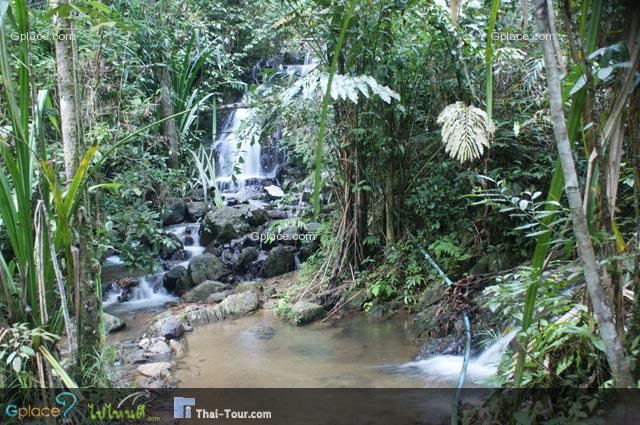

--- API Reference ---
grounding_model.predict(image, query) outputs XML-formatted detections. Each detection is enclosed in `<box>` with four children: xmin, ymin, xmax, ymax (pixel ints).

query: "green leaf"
<box><xmin>12</xmin><ymin>355</ymin><xmax>22</xmax><ymax>373</ymax></box>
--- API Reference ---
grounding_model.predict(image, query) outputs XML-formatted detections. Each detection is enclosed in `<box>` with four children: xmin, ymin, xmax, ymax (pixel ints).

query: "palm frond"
<box><xmin>436</xmin><ymin>102</ymin><xmax>495</xmax><ymax>163</ymax></box>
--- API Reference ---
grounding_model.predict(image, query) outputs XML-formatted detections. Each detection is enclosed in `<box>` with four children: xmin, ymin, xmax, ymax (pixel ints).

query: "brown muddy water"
<box><xmin>174</xmin><ymin>309</ymin><xmax>439</xmax><ymax>388</ymax></box>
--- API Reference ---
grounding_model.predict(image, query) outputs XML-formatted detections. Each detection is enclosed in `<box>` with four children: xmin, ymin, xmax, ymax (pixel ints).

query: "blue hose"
<box><xmin>419</xmin><ymin>248</ymin><xmax>471</xmax><ymax>425</ymax></box>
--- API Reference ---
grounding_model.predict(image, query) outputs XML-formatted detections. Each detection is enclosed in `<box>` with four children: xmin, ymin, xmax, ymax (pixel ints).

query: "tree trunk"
<box><xmin>158</xmin><ymin>62</ymin><xmax>179</xmax><ymax>168</ymax></box>
<box><xmin>51</xmin><ymin>0</ymin><xmax>81</xmax><ymax>184</ymax></box>
<box><xmin>535</xmin><ymin>0</ymin><xmax>633</xmax><ymax>387</ymax></box>
<box><xmin>51</xmin><ymin>0</ymin><xmax>101</xmax><ymax>373</ymax></box>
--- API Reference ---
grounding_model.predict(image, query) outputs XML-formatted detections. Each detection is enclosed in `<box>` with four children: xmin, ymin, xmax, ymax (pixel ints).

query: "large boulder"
<box><xmin>162</xmin><ymin>265</ymin><xmax>192</xmax><ymax>295</ymax></box>
<box><xmin>261</xmin><ymin>245</ymin><xmax>296</xmax><ymax>278</ymax></box>
<box><xmin>183</xmin><ymin>280</ymin><xmax>229</xmax><ymax>303</ymax></box>
<box><xmin>161</xmin><ymin>198</ymin><xmax>186</xmax><ymax>226</ymax></box>
<box><xmin>186</xmin><ymin>201</ymin><xmax>208</xmax><ymax>221</ymax></box>
<box><xmin>263</xmin><ymin>185</ymin><xmax>284</xmax><ymax>200</ymax></box>
<box><xmin>147</xmin><ymin>291</ymin><xmax>259</xmax><ymax>332</ymax></box>
<box><xmin>234</xmin><ymin>247</ymin><xmax>259</xmax><ymax>273</ymax></box>
<box><xmin>188</xmin><ymin>254</ymin><xmax>230</xmax><ymax>284</ymax></box>
<box><xmin>200</xmin><ymin>206</ymin><xmax>252</xmax><ymax>245</ymax></box>
<box><xmin>104</xmin><ymin>313</ymin><xmax>125</xmax><ymax>333</ymax></box>
<box><xmin>216</xmin><ymin>291</ymin><xmax>259</xmax><ymax>317</ymax></box>
<box><xmin>289</xmin><ymin>301</ymin><xmax>324</xmax><ymax>325</ymax></box>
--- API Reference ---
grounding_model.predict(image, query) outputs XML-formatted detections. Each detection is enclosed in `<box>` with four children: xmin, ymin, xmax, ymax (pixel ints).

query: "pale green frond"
<box><xmin>436</xmin><ymin>102</ymin><xmax>495</xmax><ymax>164</ymax></box>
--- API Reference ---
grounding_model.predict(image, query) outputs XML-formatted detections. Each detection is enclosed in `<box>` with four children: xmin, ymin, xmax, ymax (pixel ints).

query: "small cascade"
<box><xmin>164</xmin><ymin>223</ymin><xmax>204</xmax><ymax>267</ymax></box>
<box><xmin>103</xmin><ymin>223</ymin><xmax>202</xmax><ymax>314</ymax></box>
<box><xmin>400</xmin><ymin>330</ymin><xmax>518</xmax><ymax>384</ymax></box>
<box><xmin>285</xmin><ymin>52</ymin><xmax>316</xmax><ymax>76</ymax></box>
<box><xmin>103</xmin><ymin>274</ymin><xmax>176</xmax><ymax>313</ymax></box>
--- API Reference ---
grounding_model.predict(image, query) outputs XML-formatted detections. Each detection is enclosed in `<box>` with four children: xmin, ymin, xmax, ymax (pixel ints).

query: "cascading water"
<box><xmin>284</xmin><ymin>51</ymin><xmax>316</xmax><ymax>76</ymax></box>
<box><xmin>400</xmin><ymin>330</ymin><xmax>518</xmax><ymax>384</ymax></box>
<box><xmin>103</xmin><ymin>223</ymin><xmax>202</xmax><ymax>314</ymax></box>
<box><xmin>214</xmin><ymin>106</ymin><xmax>269</xmax><ymax>191</ymax></box>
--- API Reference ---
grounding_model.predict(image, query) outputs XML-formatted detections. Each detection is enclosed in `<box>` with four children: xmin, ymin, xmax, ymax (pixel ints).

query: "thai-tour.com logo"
<box><xmin>4</xmin><ymin>391</ymin><xmax>77</xmax><ymax>420</ymax></box>
<box><xmin>174</xmin><ymin>397</ymin><xmax>196</xmax><ymax>419</ymax></box>
<box><xmin>173</xmin><ymin>397</ymin><xmax>272</xmax><ymax>420</ymax></box>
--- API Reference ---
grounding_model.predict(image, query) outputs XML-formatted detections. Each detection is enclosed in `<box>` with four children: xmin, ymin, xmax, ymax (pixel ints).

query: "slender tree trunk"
<box><xmin>535</xmin><ymin>0</ymin><xmax>633</xmax><ymax>387</ymax></box>
<box><xmin>158</xmin><ymin>62</ymin><xmax>179</xmax><ymax>168</ymax></box>
<box><xmin>384</xmin><ymin>166</ymin><xmax>395</xmax><ymax>245</ymax></box>
<box><xmin>51</xmin><ymin>0</ymin><xmax>101</xmax><ymax>372</ymax></box>
<box><xmin>51</xmin><ymin>0</ymin><xmax>80</xmax><ymax>183</ymax></box>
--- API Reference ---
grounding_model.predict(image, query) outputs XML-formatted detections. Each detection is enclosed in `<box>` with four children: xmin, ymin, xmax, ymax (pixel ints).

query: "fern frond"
<box><xmin>281</xmin><ymin>72</ymin><xmax>400</xmax><ymax>104</ymax></box>
<box><xmin>437</xmin><ymin>102</ymin><xmax>495</xmax><ymax>163</ymax></box>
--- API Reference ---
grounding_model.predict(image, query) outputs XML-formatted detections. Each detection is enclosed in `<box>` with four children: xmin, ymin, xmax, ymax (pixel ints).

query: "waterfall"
<box><xmin>214</xmin><ymin>106</ymin><xmax>266</xmax><ymax>190</ymax></box>
<box><xmin>285</xmin><ymin>51</ymin><xmax>316</xmax><ymax>76</ymax></box>
<box><xmin>400</xmin><ymin>330</ymin><xmax>518</xmax><ymax>384</ymax></box>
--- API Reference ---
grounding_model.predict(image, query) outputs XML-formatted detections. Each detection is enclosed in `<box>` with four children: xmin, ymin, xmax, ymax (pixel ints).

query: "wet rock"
<box><xmin>115</xmin><ymin>276</ymin><xmax>139</xmax><ymax>289</ymax></box>
<box><xmin>235</xmin><ymin>280</ymin><xmax>262</xmax><ymax>294</ymax></box>
<box><xmin>250</xmin><ymin>325</ymin><xmax>276</xmax><ymax>340</ymax></box>
<box><xmin>290</xmin><ymin>301</ymin><xmax>324</xmax><ymax>325</ymax></box>
<box><xmin>169</xmin><ymin>249</ymin><xmax>188</xmax><ymax>262</ymax></box>
<box><xmin>184</xmin><ymin>291</ymin><xmax>259</xmax><ymax>326</ymax></box>
<box><xmin>261</xmin><ymin>245</ymin><xmax>296</xmax><ymax>278</ymax></box>
<box><xmin>183</xmin><ymin>280</ymin><xmax>229</xmax><ymax>303</ymax></box>
<box><xmin>148</xmin><ymin>340</ymin><xmax>171</xmax><ymax>355</ymax></box>
<box><xmin>161</xmin><ymin>198</ymin><xmax>186</xmax><ymax>226</ymax></box>
<box><xmin>128</xmin><ymin>350</ymin><xmax>148</xmax><ymax>365</ymax></box>
<box><xmin>159</xmin><ymin>318</ymin><xmax>185</xmax><ymax>340</ymax></box>
<box><xmin>414</xmin><ymin>336</ymin><xmax>462</xmax><ymax>359</ymax></box>
<box><xmin>169</xmin><ymin>339</ymin><xmax>185</xmax><ymax>357</ymax></box>
<box><xmin>298</xmin><ymin>240</ymin><xmax>319</xmax><ymax>262</ymax></box>
<box><xmin>188</xmin><ymin>254</ymin><xmax>231</xmax><ymax>284</ymax></box>
<box><xmin>137</xmin><ymin>361</ymin><xmax>174</xmax><ymax>378</ymax></box>
<box><xmin>245</xmin><ymin>207</ymin><xmax>268</xmax><ymax>227</ymax></box>
<box><xmin>207</xmin><ymin>289</ymin><xmax>233</xmax><ymax>304</ymax></box>
<box><xmin>186</xmin><ymin>201</ymin><xmax>208</xmax><ymax>221</ymax></box>
<box><xmin>264</xmin><ymin>185</ymin><xmax>284</xmax><ymax>199</ymax></box>
<box><xmin>104</xmin><ymin>313</ymin><xmax>125</xmax><ymax>333</ymax></box>
<box><xmin>160</xmin><ymin>233</ymin><xmax>183</xmax><ymax>259</ymax></box>
<box><xmin>266</xmin><ymin>209</ymin><xmax>288</xmax><ymax>220</ymax></box>
<box><xmin>184</xmin><ymin>235</ymin><xmax>194</xmax><ymax>246</ymax></box>
<box><xmin>234</xmin><ymin>247</ymin><xmax>259</xmax><ymax>273</ymax></box>
<box><xmin>200</xmin><ymin>206</ymin><xmax>253</xmax><ymax>245</ymax></box>
<box><xmin>217</xmin><ymin>291</ymin><xmax>259</xmax><ymax>317</ymax></box>
<box><xmin>338</xmin><ymin>288</ymin><xmax>370</xmax><ymax>313</ymax></box>
<box><xmin>162</xmin><ymin>265</ymin><xmax>191</xmax><ymax>295</ymax></box>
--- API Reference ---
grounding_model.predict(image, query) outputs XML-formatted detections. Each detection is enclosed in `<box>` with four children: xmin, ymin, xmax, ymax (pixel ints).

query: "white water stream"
<box><xmin>400</xmin><ymin>330</ymin><xmax>518</xmax><ymax>384</ymax></box>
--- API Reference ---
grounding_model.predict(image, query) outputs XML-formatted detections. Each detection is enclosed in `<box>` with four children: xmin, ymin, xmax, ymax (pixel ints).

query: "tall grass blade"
<box><xmin>312</xmin><ymin>0</ymin><xmax>357</xmax><ymax>218</ymax></box>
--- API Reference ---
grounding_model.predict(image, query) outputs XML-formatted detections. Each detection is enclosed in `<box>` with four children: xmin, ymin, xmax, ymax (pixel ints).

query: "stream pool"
<box><xmin>174</xmin><ymin>309</ymin><xmax>436</xmax><ymax>388</ymax></box>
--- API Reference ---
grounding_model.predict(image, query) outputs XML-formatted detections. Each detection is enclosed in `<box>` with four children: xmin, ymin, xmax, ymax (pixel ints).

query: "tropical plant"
<box><xmin>189</xmin><ymin>145</ymin><xmax>224</xmax><ymax>208</ymax></box>
<box><xmin>437</xmin><ymin>102</ymin><xmax>495</xmax><ymax>164</ymax></box>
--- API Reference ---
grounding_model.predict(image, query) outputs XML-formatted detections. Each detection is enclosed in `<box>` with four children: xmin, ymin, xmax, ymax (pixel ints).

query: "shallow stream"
<box><xmin>174</xmin><ymin>310</ymin><xmax>433</xmax><ymax>388</ymax></box>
